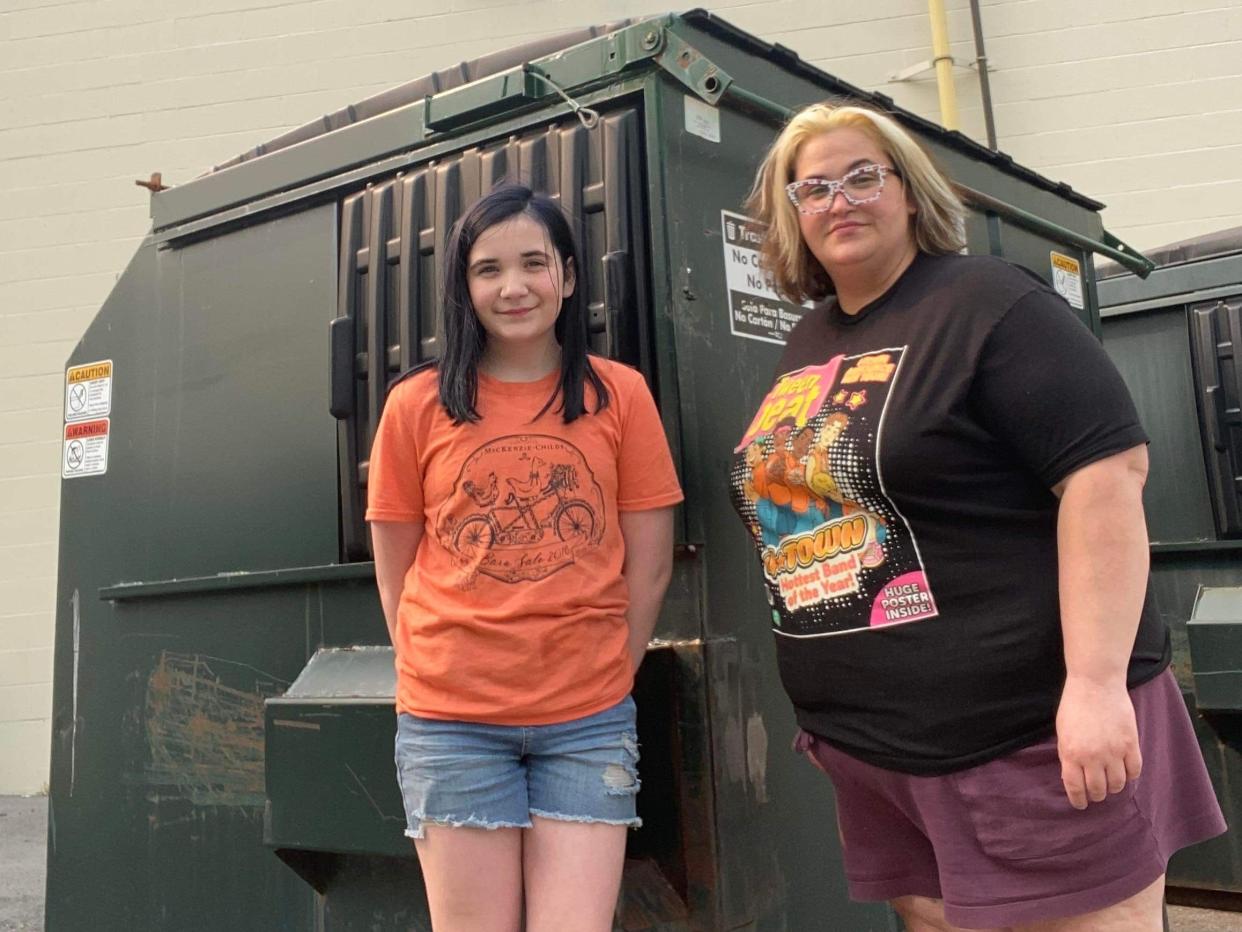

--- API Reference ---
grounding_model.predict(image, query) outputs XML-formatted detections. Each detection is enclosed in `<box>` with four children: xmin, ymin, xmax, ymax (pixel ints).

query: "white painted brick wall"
<box><xmin>1</xmin><ymin>0</ymin><xmax>1240</xmax><ymax>794</ymax></box>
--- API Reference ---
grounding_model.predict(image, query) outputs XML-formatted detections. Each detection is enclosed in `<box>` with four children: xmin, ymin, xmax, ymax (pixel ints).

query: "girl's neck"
<box><xmin>479</xmin><ymin>337</ymin><xmax>562</xmax><ymax>382</ymax></box>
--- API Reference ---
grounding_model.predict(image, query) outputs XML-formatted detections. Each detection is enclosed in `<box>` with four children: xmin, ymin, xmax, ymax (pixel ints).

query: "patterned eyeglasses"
<box><xmin>785</xmin><ymin>164</ymin><xmax>901</xmax><ymax>214</ymax></box>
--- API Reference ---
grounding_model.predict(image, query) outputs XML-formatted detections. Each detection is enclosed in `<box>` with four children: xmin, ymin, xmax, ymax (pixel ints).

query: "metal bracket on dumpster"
<box><xmin>652</xmin><ymin>30</ymin><xmax>733</xmax><ymax>106</ymax></box>
<box><xmin>422</xmin><ymin>19</ymin><xmax>675</xmax><ymax>136</ymax></box>
<box><xmin>423</xmin><ymin>67</ymin><xmax>545</xmax><ymax>132</ymax></box>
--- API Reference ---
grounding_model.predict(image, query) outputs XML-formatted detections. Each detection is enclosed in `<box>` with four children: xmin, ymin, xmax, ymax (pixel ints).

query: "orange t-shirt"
<box><xmin>366</xmin><ymin>359</ymin><xmax>683</xmax><ymax>725</ymax></box>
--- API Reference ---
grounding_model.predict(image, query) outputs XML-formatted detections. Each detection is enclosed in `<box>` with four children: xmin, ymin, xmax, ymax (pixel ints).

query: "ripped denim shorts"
<box><xmin>394</xmin><ymin>695</ymin><xmax>641</xmax><ymax>840</ymax></box>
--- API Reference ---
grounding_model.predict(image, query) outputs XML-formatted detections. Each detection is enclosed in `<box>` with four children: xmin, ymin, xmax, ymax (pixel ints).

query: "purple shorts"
<box><xmin>797</xmin><ymin>668</ymin><xmax>1226</xmax><ymax>929</ymax></box>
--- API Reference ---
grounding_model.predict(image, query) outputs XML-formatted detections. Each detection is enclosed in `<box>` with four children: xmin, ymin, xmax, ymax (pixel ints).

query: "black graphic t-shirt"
<box><xmin>730</xmin><ymin>252</ymin><xmax>1169</xmax><ymax>774</ymax></box>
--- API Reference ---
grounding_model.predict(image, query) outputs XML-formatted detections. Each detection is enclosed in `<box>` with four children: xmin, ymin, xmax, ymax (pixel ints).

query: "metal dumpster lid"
<box><xmin>1096</xmin><ymin>225</ymin><xmax>1242</xmax><ymax>280</ymax></box>
<box><xmin>208</xmin><ymin>8</ymin><xmax>1102</xmax><ymax>212</ymax></box>
<box><xmin>209</xmin><ymin>16</ymin><xmax>646</xmax><ymax>174</ymax></box>
<box><xmin>1190</xmin><ymin>587</ymin><xmax>1242</xmax><ymax>625</ymax></box>
<box><xmin>279</xmin><ymin>646</ymin><xmax>396</xmax><ymax>700</ymax></box>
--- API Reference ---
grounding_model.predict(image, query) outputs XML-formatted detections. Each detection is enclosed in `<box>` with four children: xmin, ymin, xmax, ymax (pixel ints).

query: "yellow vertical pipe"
<box><xmin>928</xmin><ymin>0</ymin><xmax>960</xmax><ymax>130</ymax></box>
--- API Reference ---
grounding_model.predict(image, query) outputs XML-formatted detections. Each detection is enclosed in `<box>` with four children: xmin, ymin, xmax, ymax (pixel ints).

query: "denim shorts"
<box><xmin>394</xmin><ymin>695</ymin><xmax>641</xmax><ymax>840</ymax></box>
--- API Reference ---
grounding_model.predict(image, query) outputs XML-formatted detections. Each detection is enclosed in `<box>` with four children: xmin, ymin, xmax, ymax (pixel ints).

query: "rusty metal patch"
<box><xmin>144</xmin><ymin>651</ymin><xmax>287</xmax><ymax>807</ymax></box>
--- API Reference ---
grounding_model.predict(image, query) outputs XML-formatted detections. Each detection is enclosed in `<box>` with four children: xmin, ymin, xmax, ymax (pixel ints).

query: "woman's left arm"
<box><xmin>619</xmin><ymin>507</ymin><xmax>676</xmax><ymax>674</ymax></box>
<box><xmin>1053</xmin><ymin>443</ymin><xmax>1150</xmax><ymax>810</ymax></box>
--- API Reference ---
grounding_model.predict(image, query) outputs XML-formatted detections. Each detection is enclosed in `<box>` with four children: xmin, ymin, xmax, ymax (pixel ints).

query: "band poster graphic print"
<box><xmin>731</xmin><ymin>348</ymin><xmax>938</xmax><ymax>636</ymax></box>
<box><xmin>436</xmin><ymin>434</ymin><xmax>605</xmax><ymax>588</ymax></box>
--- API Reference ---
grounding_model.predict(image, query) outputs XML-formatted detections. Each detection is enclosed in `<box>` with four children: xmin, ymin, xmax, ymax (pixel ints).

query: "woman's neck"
<box><xmin>479</xmin><ymin>337</ymin><xmax>562</xmax><ymax>382</ymax></box>
<box><xmin>833</xmin><ymin>245</ymin><xmax>918</xmax><ymax>316</ymax></box>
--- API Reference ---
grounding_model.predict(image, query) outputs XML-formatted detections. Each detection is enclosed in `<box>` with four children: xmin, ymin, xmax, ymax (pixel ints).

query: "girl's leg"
<box><xmin>414</xmin><ymin>826</ymin><xmax>524</xmax><ymax>932</ymax></box>
<box><xmin>395</xmin><ymin>713</ymin><xmax>531</xmax><ymax>929</ymax></box>
<box><xmin>523</xmin><ymin>817</ymin><xmax>627</xmax><ymax>932</ymax></box>
<box><xmin>523</xmin><ymin>696</ymin><xmax>640</xmax><ymax>931</ymax></box>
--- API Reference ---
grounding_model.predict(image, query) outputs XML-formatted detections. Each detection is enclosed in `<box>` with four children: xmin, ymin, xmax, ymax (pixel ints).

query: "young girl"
<box><xmin>367</xmin><ymin>184</ymin><xmax>682</xmax><ymax>932</ymax></box>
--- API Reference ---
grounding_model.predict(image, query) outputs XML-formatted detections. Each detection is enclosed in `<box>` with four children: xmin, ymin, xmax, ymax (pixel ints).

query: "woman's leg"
<box><xmin>1013</xmin><ymin>875</ymin><xmax>1164</xmax><ymax>932</ymax></box>
<box><xmin>414</xmin><ymin>826</ymin><xmax>524</xmax><ymax>932</ymax></box>
<box><xmin>891</xmin><ymin>895</ymin><xmax>1004</xmax><ymax>932</ymax></box>
<box><xmin>523</xmin><ymin>817</ymin><xmax>627</xmax><ymax>932</ymax></box>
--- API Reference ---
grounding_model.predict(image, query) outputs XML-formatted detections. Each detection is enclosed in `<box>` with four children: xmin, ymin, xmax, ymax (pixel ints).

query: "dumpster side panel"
<box><xmin>1103</xmin><ymin>286</ymin><xmax>1242</xmax><ymax>894</ymax></box>
<box><xmin>47</xmin><ymin>204</ymin><xmax>340</xmax><ymax>931</ymax></box>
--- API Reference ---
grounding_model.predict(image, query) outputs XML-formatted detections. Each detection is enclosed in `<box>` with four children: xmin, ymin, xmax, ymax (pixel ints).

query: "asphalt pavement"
<box><xmin>2</xmin><ymin>795</ymin><xmax>1239</xmax><ymax>931</ymax></box>
<box><xmin>0</xmin><ymin>796</ymin><xmax>45</xmax><ymax>932</ymax></box>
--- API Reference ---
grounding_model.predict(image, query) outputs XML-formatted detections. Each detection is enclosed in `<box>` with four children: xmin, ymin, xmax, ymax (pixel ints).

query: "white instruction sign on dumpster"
<box><xmin>722</xmin><ymin>210</ymin><xmax>812</xmax><ymax>345</ymax></box>
<box><xmin>63</xmin><ymin>418</ymin><xmax>109</xmax><ymax>479</ymax></box>
<box><xmin>64</xmin><ymin>360</ymin><xmax>112</xmax><ymax>422</ymax></box>
<box><xmin>1050</xmin><ymin>252</ymin><xmax>1084</xmax><ymax>310</ymax></box>
<box><xmin>684</xmin><ymin>95</ymin><xmax>721</xmax><ymax>143</ymax></box>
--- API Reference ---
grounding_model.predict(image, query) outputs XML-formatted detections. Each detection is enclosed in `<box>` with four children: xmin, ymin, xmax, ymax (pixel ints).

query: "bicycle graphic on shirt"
<box><xmin>453</xmin><ymin>460</ymin><xmax>597</xmax><ymax>559</ymax></box>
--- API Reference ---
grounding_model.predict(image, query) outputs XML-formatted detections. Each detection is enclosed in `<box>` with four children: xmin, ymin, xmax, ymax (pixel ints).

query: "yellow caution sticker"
<box><xmin>1050</xmin><ymin>252</ymin><xmax>1085</xmax><ymax>310</ymax></box>
<box><xmin>64</xmin><ymin>359</ymin><xmax>113</xmax><ymax>422</ymax></box>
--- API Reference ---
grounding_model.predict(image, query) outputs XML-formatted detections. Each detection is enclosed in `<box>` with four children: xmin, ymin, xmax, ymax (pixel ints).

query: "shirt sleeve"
<box><xmin>970</xmin><ymin>288</ymin><xmax>1149</xmax><ymax>489</ymax></box>
<box><xmin>365</xmin><ymin>384</ymin><xmax>426</xmax><ymax>523</ymax></box>
<box><xmin>616</xmin><ymin>370</ymin><xmax>685</xmax><ymax>512</ymax></box>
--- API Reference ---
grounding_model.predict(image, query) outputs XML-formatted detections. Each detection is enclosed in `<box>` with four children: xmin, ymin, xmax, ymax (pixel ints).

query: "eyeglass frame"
<box><xmin>784</xmin><ymin>164</ymin><xmax>902</xmax><ymax>215</ymax></box>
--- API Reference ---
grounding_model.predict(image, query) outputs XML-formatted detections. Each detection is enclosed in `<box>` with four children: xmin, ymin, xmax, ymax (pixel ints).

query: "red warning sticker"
<box><xmin>63</xmin><ymin>418</ymin><xmax>109</xmax><ymax>478</ymax></box>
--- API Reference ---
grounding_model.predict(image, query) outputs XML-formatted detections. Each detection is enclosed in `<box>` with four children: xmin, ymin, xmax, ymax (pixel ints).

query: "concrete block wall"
<box><xmin>1</xmin><ymin>0</ymin><xmax>1240</xmax><ymax>793</ymax></box>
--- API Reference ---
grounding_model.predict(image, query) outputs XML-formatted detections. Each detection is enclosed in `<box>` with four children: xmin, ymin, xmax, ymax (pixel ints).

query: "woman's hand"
<box><xmin>1056</xmin><ymin>674</ymin><xmax>1142</xmax><ymax>810</ymax></box>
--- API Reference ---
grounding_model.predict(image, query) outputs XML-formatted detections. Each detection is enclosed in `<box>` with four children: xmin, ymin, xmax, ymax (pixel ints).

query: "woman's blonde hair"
<box><xmin>745</xmin><ymin>101</ymin><xmax>967</xmax><ymax>304</ymax></box>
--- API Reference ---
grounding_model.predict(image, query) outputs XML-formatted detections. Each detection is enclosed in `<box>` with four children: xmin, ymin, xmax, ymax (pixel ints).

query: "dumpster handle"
<box><xmin>329</xmin><ymin>316</ymin><xmax>355</xmax><ymax>419</ymax></box>
<box><xmin>957</xmin><ymin>184</ymin><xmax>1156</xmax><ymax>278</ymax></box>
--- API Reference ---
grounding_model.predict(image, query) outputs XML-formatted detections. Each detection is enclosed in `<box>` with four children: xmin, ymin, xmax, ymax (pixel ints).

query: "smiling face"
<box><xmin>466</xmin><ymin>213</ymin><xmax>575</xmax><ymax>355</ymax></box>
<box><xmin>792</xmin><ymin>126</ymin><xmax>917</xmax><ymax>303</ymax></box>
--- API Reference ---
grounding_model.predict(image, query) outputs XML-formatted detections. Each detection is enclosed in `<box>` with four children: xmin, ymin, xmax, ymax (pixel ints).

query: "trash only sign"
<box><xmin>722</xmin><ymin>210</ymin><xmax>812</xmax><ymax>345</ymax></box>
<box><xmin>63</xmin><ymin>418</ymin><xmax>109</xmax><ymax>479</ymax></box>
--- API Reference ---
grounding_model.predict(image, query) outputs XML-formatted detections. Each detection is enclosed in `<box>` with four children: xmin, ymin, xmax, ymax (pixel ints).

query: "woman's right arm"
<box><xmin>371</xmin><ymin>521</ymin><xmax>424</xmax><ymax>646</ymax></box>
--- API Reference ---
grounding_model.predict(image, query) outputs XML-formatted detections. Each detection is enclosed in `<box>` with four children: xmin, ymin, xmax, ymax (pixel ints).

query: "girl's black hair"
<box><xmin>438</xmin><ymin>183</ymin><xmax>609</xmax><ymax>424</ymax></box>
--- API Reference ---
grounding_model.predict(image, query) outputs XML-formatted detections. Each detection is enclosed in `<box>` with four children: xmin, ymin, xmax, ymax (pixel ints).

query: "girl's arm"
<box><xmin>371</xmin><ymin>520</ymin><xmax>424</xmax><ymax>646</ymax></box>
<box><xmin>1052</xmin><ymin>443</ymin><xmax>1149</xmax><ymax>810</ymax></box>
<box><xmin>619</xmin><ymin>507</ymin><xmax>675</xmax><ymax>673</ymax></box>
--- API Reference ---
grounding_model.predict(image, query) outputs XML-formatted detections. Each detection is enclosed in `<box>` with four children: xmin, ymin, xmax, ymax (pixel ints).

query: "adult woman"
<box><xmin>368</xmin><ymin>184</ymin><xmax>682</xmax><ymax>931</ymax></box>
<box><xmin>731</xmin><ymin>103</ymin><xmax>1224</xmax><ymax>931</ymax></box>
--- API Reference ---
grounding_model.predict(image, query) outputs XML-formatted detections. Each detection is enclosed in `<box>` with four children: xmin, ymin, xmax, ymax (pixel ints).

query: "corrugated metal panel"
<box><xmin>1190</xmin><ymin>298</ymin><xmax>1242</xmax><ymax>536</ymax></box>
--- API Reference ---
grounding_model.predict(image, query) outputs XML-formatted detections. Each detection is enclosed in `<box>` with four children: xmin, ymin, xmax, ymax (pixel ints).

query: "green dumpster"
<box><xmin>46</xmin><ymin>10</ymin><xmax>1153</xmax><ymax>930</ymax></box>
<box><xmin>1098</xmin><ymin>229</ymin><xmax>1242</xmax><ymax>901</ymax></box>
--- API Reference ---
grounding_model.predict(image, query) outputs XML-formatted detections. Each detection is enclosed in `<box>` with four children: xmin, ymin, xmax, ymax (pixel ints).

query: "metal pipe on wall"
<box><xmin>968</xmin><ymin>0</ymin><xmax>999</xmax><ymax>149</ymax></box>
<box><xmin>928</xmin><ymin>0</ymin><xmax>960</xmax><ymax>129</ymax></box>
